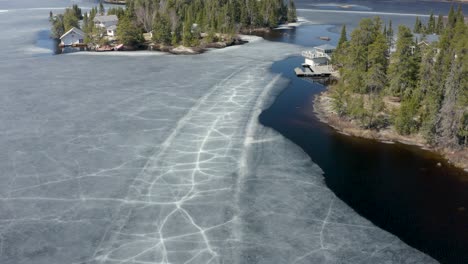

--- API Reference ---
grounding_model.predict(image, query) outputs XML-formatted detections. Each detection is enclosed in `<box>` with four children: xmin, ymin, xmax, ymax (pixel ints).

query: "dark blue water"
<box><xmin>259</xmin><ymin>18</ymin><xmax>468</xmax><ymax>264</ymax></box>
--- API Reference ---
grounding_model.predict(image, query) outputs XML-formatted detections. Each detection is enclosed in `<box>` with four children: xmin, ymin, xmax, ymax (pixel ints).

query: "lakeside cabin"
<box><xmin>60</xmin><ymin>27</ymin><xmax>85</xmax><ymax>47</ymax></box>
<box><xmin>94</xmin><ymin>15</ymin><xmax>119</xmax><ymax>37</ymax></box>
<box><xmin>296</xmin><ymin>44</ymin><xmax>336</xmax><ymax>77</ymax></box>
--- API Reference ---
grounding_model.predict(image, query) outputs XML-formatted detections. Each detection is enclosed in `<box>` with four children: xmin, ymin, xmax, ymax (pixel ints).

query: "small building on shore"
<box><xmin>297</xmin><ymin>44</ymin><xmax>337</xmax><ymax>78</ymax></box>
<box><xmin>414</xmin><ymin>33</ymin><xmax>439</xmax><ymax>47</ymax></box>
<box><xmin>94</xmin><ymin>15</ymin><xmax>118</xmax><ymax>29</ymax></box>
<box><xmin>302</xmin><ymin>44</ymin><xmax>336</xmax><ymax>67</ymax></box>
<box><xmin>60</xmin><ymin>27</ymin><xmax>85</xmax><ymax>47</ymax></box>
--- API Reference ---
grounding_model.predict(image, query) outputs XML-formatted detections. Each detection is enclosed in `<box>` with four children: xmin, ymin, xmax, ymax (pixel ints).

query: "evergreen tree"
<box><xmin>367</xmin><ymin>32</ymin><xmax>388</xmax><ymax>91</ymax></box>
<box><xmin>99</xmin><ymin>1</ymin><xmax>105</xmax><ymax>15</ymax></box>
<box><xmin>287</xmin><ymin>0</ymin><xmax>297</xmax><ymax>23</ymax></box>
<box><xmin>394</xmin><ymin>95</ymin><xmax>420</xmax><ymax>135</ymax></box>
<box><xmin>152</xmin><ymin>12</ymin><xmax>172</xmax><ymax>45</ymax></box>
<box><xmin>338</xmin><ymin>24</ymin><xmax>348</xmax><ymax>47</ymax></box>
<box><xmin>387</xmin><ymin>25</ymin><xmax>418</xmax><ymax>97</ymax></box>
<box><xmin>71</xmin><ymin>4</ymin><xmax>83</xmax><ymax>20</ymax></box>
<box><xmin>330</xmin><ymin>82</ymin><xmax>349</xmax><ymax>117</ymax></box>
<box><xmin>117</xmin><ymin>14</ymin><xmax>144</xmax><ymax>46</ymax></box>
<box><xmin>418</xmin><ymin>47</ymin><xmax>440</xmax><ymax>143</ymax></box>
<box><xmin>414</xmin><ymin>16</ymin><xmax>422</xmax><ymax>33</ymax></box>
<box><xmin>447</xmin><ymin>5</ymin><xmax>456</xmax><ymax>28</ymax></box>
<box><xmin>436</xmin><ymin>55</ymin><xmax>464</xmax><ymax>148</ymax></box>
<box><xmin>182</xmin><ymin>10</ymin><xmax>193</xmax><ymax>46</ymax></box>
<box><xmin>436</xmin><ymin>14</ymin><xmax>444</xmax><ymax>34</ymax></box>
<box><xmin>171</xmin><ymin>22</ymin><xmax>182</xmax><ymax>46</ymax></box>
<box><xmin>427</xmin><ymin>11</ymin><xmax>435</xmax><ymax>34</ymax></box>
<box><xmin>64</xmin><ymin>13</ymin><xmax>79</xmax><ymax>31</ymax></box>
<box><xmin>51</xmin><ymin>15</ymin><xmax>65</xmax><ymax>38</ymax></box>
<box><xmin>332</xmin><ymin>25</ymin><xmax>348</xmax><ymax>66</ymax></box>
<box><xmin>386</xmin><ymin>19</ymin><xmax>394</xmax><ymax>52</ymax></box>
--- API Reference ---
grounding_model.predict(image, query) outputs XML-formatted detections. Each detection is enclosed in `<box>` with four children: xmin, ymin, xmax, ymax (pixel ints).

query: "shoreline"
<box><xmin>314</xmin><ymin>90</ymin><xmax>468</xmax><ymax>172</ymax></box>
<box><xmin>57</xmin><ymin>36</ymin><xmax>249</xmax><ymax>55</ymax></box>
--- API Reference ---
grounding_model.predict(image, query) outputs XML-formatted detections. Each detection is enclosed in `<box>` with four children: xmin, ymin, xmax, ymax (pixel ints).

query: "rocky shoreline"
<box><xmin>314</xmin><ymin>91</ymin><xmax>468</xmax><ymax>172</ymax></box>
<box><xmin>149</xmin><ymin>37</ymin><xmax>248</xmax><ymax>55</ymax></box>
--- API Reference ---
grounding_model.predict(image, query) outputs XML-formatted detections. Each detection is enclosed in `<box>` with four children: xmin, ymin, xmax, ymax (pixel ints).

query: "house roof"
<box><xmin>94</xmin><ymin>15</ymin><xmax>118</xmax><ymax>23</ymax></box>
<box><xmin>107</xmin><ymin>25</ymin><xmax>117</xmax><ymax>30</ymax></box>
<box><xmin>314</xmin><ymin>44</ymin><xmax>336</xmax><ymax>50</ymax></box>
<box><xmin>60</xmin><ymin>27</ymin><xmax>85</xmax><ymax>39</ymax></box>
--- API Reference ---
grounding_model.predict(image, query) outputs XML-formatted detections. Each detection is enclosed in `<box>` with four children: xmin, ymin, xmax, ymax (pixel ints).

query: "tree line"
<box><xmin>51</xmin><ymin>0</ymin><xmax>297</xmax><ymax>47</ymax></box>
<box><xmin>413</xmin><ymin>12</ymin><xmax>445</xmax><ymax>35</ymax></box>
<box><xmin>331</xmin><ymin>5</ymin><xmax>467</xmax><ymax>150</ymax></box>
<box><xmin>127</xmin><ymin>0</ymin><xmax>297</xmax><ymax>46</ymax></box>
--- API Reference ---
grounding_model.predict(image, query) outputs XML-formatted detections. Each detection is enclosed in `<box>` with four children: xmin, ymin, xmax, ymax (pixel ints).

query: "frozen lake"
<box><xmin>0</xmin><ymin>1</ymin><xmax>441</xmax><ymax>263</ymax></box>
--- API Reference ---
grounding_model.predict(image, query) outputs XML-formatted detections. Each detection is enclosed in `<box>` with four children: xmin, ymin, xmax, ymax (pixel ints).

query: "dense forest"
<box><xmin>51</xmin><ymin>0</ymin><xmax>297</xmax><ymax>47</ymax></box>
<box><xmin>331</xmin><ymin>6</ymin><xmax>467</xmax><ymax>150</ymax></box>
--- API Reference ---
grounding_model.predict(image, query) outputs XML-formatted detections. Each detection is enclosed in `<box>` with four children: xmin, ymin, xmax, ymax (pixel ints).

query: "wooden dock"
<box><xmin>294</xmin><ymin>65</ymin><xmax>334</xmax><ymax>77</ymax></box>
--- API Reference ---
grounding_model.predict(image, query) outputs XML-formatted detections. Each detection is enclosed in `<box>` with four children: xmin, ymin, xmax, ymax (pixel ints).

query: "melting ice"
<box><xmin>0</xmin><ymin>1</ymin><xmax>438</xmax><ymax>263</ymax></box>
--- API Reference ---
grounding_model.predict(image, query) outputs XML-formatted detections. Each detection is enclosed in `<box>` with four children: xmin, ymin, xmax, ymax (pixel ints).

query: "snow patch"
<box><xmin>275</xmin><ymin>16</ymin><xmax>312</xmax><ymax>29</ymax></box>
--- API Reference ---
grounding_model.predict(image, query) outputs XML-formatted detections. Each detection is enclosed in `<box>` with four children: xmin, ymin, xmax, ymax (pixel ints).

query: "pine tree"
<box><xmin>117</xmin><ymin>14</ymin><xmax>144</xmax><ymax>46</ymax></box>
<box><xmin>287</xmin><ymin>0</ymin><xmax>297</xmax><ymax>23</ymax></box>
<box><xmin>330</xmin><ymin>82</ymin><xmax>349</xmax><ymax>117</ymax></box>
<box><xmin>182</xmin><ymin>10</ymin><xmax>193</xmax><ymax>46</ymax></box>
<box><xmin>394</xmin><ymin>95</ymin><xmax>420</xmax><ymax>135</ymax></box>
<box><xmin>332</xmin><ymin>25</ymin><xmax>348</xmax><ymax>66</ymax></box>
<box><xmin>63</xmin><ymin>8</ymin><xmax>80</xmax><ymax>31</ymax></box>
<box><xmin>99</xmin><ymin>1</ymin><xmax>105</xmax><ymax>15</ymax></box>
<box><xmin>427</xmin><ymin>12</ymin><xmax>435</xmax><ymax>34</ymax></box>
<box><xmin>172</xmin><ymin>22</ymin><xmax>182</xmax><ymax>46</ymax></box>
<box><xmin>414</xmin><ymin>16</ymin><xmax>422</xmax><ymax>33</ymax></box>
<box><xmin>338</xmin><ymin>24</ymin><xmax>348</xmax><ymax>47</ymax></box>
<box><xmin>436</xmin><ymin>14</ymin><xmax>444</xmax><ymax>34</ymax></box>
<box><xmin>387</xmin><ymin>25</ymin><xmax>418</xmax><ymax>97</ymax></box>
<box><xmin>448</xmin><ymin>5</ymin><xmax>456</xmax><ymax>28</ymax></box>
<box><xmin>435</xmin><ymin>55</ymin><xmax>464</xmax><ymax>148</ymax></box>
<box><xmin>152</xmin><ymin>12</ymin><xmax>172</xmax><ymax>45</ymax></box>
<box><xmin>367</xmin><ymin>32</ymin><xmax>388</xmax><ymax>91</ymax></box>
<box><xmin>386</xmin><ymin>20</ymin><xmax>394</xmax><ymax>52</ymax></box>
<box><xmin>51</xmin><ymin>14</ymin><xmax>65</xmax><ymax>39</ymax></box>
<box><xmin>418</xmin><ymin>47</ymin><xmax>441</xmax><ymax>142</ymax></box>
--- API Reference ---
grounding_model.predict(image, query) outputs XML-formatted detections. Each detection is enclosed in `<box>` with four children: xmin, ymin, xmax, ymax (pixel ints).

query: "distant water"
<box><xmin>259</xmin><ymin>3</ymin><xmax>468</xmax><ymax>263</ymax></box>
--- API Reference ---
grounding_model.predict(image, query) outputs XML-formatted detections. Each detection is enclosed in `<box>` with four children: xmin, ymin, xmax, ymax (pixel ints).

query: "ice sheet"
<box><xmin>0</xmin><ymin>1</ymin><xmax>438</xmax><ymax>263</ymax></box>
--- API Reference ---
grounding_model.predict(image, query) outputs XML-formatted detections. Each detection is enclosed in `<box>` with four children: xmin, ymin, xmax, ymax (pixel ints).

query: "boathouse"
<box><xmin>301</xmin><ymin>44</ymin><xmax>336</xmax><ymax>67</ymax></box>
<box><xmin>60</xmin><ymin>27</ymin><xmax>85</xmax><ymax>47</ymax></box>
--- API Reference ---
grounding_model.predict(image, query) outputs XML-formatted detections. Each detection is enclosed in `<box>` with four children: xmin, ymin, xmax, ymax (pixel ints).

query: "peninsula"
<box><xmin>50</xmin><ymin>0</ymin><xmax>297</xmax><ymax>54</ymax></box>
<box><xmin>314</xmin><ymin>7</ymin><xmax>467</xmax><ymax>170</ymax></box>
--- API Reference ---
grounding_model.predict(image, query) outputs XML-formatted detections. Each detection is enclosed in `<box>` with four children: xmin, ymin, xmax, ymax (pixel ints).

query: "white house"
<box><xmin>302</xmin><ymin>44</ymin><xmax>336</xmax><ymax>67</ymax></box>
<box><xmin>106</xmin><ymin>25</ymin><xmax>117</xmax><ymax>37</ymax></box>
<box><xmin>60</xmin><ymin>27</ymin><xmax>85</xmax><ymax>46</ymax></box>
<box><xmin>94</xmin><ymin>15</ymin><xmax>118</xmax><ymax>28</ymax></box>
